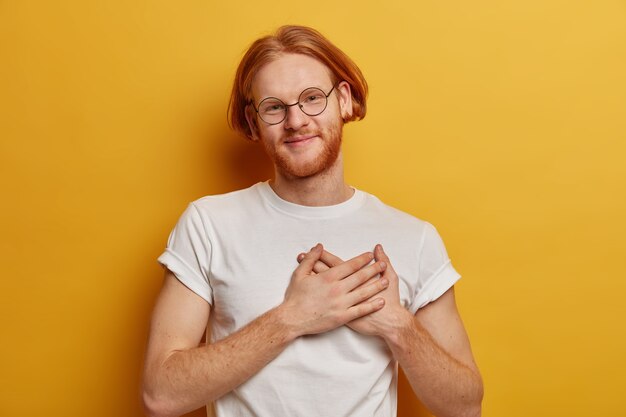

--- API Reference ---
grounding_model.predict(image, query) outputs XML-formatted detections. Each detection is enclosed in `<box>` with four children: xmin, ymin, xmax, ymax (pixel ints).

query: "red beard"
<box><xmin>260</xmin><ymin>118</ymin><xmax>343</xmax><ymax>179</ymax></box>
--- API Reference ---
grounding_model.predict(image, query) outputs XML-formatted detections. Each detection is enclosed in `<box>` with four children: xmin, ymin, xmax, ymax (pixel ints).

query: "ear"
<box><xmin>336</xmin><ymin>81</ymin><xmax>353</xmax><ymax>121</ymax></box>
<box><xmin>244</xmin><ymin>104</ymin><xmax>261</xmax><ymax>141</ymax></box>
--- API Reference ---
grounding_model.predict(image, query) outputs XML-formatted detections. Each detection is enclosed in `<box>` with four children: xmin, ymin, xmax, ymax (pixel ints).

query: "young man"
<box><xmin>143</xmin><ymin>26</ymin><xmax>483</xmax><ymax>417</ymax></box>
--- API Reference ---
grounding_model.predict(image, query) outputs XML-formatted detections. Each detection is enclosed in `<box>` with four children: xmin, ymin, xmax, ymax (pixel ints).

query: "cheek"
<box><xmin>258</xmin><ymin>126</ymin><xmax>282</xmax><ymax>146</ymax></box>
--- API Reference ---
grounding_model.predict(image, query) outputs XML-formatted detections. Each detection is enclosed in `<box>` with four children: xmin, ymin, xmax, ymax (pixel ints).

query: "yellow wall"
<box><xmin>1</xmin><ymin>1</ymin><xmax>625</xmax><ymax>416</ymax></box>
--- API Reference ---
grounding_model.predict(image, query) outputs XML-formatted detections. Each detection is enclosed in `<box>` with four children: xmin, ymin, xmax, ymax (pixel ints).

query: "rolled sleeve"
<box><xmin>409</xmin><ymin>222</ymin><xmax>461</xmax><ymax>313</ymax></box>
<box><xmin>157</xmin><ymin>203</ymin><xmax>213</xmax><ymax>305</ymax></box>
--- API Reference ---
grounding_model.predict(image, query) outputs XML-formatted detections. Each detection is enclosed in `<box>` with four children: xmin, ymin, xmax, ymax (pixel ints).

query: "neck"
<box><xmin>269</xmin><ymin>153</ymin><xmax>353</xmax><ymax>206</ymax></box>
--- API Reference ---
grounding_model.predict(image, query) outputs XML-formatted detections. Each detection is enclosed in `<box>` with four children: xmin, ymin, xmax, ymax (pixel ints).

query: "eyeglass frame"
<box><xmin>249</xmin><ymin>84</ymin><xmax>338</xmax><ymax>125</ymax></box>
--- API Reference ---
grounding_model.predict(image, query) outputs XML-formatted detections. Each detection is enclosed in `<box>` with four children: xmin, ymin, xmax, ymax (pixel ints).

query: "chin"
<box><xmin>275</xmin><ymin>157</ymin><xmax>333</xmax><ymax>178</ymax></box>
<box><xmin>275</xmin><ymin>141</ymin><xmax>341</xmax><ymax>178</ymax></box>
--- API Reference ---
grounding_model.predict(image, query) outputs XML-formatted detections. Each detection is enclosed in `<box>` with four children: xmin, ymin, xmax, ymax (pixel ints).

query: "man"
<box><xmin>142</xmin><ymin>25</ymin><xmax>483</xmax><ymax>417</ymax></box>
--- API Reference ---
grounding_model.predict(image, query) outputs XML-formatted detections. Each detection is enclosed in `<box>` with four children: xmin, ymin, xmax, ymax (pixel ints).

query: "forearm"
<box><xmin>143</xmin><ymin>305</ymin><xmax>296</xmax><ymax>417</ymax></box>
<box><xmin>143</xmin><ymin>247</ymin><xmax>386</xmax><ymax>417</ymax></box>
<box><xmin>384</xmin><ymin>311</ymin><xmax>483</xmax><ymax>417</ymax></box>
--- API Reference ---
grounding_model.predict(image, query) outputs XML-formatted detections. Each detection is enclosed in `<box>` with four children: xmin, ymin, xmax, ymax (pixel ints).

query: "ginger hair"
<box><xmin>228</xmin><ymin>25</ymin><xmax>368</xmax><ymax>139</ymax></box>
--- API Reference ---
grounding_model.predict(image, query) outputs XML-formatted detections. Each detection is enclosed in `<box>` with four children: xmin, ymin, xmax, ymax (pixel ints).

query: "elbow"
<box><xmin>142</xmin><ymin>387</ymin><xmax>177</xmax><ymax>417</ymax></box>
<box><xmin>142</xmin><ymin>357</ymin><xmax>183</xmax><ymax>417</ymax></box>
<box><xmin>442</xmin><ymin>403</ymin><xmax>481</xmax><ymax>417</ymax></box>
<box><xmin>461</xmin><ymin>383</ymin><xmax>483</xmax><ymax>417</ymax></box>
<box><xmin>446</xmin><ymin>381</ymin><xmax>483</xmax><ymax>417</ymax></box>
<box><xmin>437</xmin><ymin>403</ymin><xmax>482</xmax><ymax>417</ymax></box>
<box><xmin>462</xmin><ymin>404</ymin><xmax>482</xmax><ymax>417</ymax></box>
<box><xmin>459</xmin><ymin>369</ymin><xmax>484</xmax><ymax>417</ymax></box>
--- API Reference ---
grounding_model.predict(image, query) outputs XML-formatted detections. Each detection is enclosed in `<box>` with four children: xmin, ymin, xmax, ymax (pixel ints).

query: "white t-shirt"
<box><xmin>158</xmin><ymin>182</ymin><xmax>460</xmax><ymax>417</ymax></box>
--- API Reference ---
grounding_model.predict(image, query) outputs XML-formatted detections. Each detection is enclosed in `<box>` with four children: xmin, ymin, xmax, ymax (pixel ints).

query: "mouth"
<box><xmin>284</xmin><ymin>134</ymin><xmax>318</xmax><ymax>145</ymax></box>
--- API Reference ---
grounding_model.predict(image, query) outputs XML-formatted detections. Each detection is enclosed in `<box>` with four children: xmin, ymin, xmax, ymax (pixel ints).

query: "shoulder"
<box><xmin>360</xmin><ymin>190</ymin><xmax>430</xmax><ymax>233</ymax></box>
<box><xmin>358</xmin><ymin>191</ymin><xmax>452</xmax><ymax>255</ymax></box>
<box><xmin>190</xmin><ymin>182</ymin><xmax>265</xmax><ymax>214</ymax></box>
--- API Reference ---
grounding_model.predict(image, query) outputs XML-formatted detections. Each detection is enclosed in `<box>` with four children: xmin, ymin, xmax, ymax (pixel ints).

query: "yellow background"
<box><xmin>1</xmin><ymin>1</ymin><xmax>625</xmax><ymax>416</ymax></box>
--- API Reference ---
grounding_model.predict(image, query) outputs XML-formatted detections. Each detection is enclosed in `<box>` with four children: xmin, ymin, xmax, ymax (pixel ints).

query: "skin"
<box><xmin>245</xmin><ymin>53</ymin><xmax>354</xmax><ymax>206</ymax></box>
<box><xmin>143</xmin><ymin>248</ymin><xmax>388</xmax><ymax>417</ymax></box>
<box><xmin>143</xmin><ymin>53</ymin><xmax>483</xmax><ymax>417</ymax></box>
<box><xmin>299</xmin><ymin>247</ymin><xmax>484</xmax><ymax>417</ymax></box>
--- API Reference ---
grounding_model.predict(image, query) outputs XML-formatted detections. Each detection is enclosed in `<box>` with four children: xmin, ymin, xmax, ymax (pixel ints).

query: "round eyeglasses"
<box><xmin>251</xmin><ymin>85</ymin><xmax>336</xmax><ymax>125</ymax></box>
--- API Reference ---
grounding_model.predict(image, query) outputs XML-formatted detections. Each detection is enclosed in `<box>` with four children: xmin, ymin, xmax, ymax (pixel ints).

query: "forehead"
<box><xmin>251</xmin><ymin>53</ymin><xmax>333</xmax><ymax>100</ymax></box>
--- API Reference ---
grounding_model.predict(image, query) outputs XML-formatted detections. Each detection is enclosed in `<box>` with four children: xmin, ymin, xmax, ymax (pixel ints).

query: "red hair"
<box><xmin>228</xmin><ymin>25</ymin><xmax>368</xmax><ymax>139</ymax></box>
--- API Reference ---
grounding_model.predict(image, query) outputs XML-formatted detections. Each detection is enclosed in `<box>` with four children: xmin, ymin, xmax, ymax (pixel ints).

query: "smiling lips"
<box><xmin>284</xmin><ymin>134</ymin><xmax>318</xmax><ymax>145</ymax></box>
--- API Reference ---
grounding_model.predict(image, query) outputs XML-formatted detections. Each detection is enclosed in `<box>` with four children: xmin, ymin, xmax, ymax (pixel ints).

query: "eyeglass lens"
<box><xmin>257</xmin><ymin>87</ymin><xmax>330</xmax><ymax>125</ymax></box>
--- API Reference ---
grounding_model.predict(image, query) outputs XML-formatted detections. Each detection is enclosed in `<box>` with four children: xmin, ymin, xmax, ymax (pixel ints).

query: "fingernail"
<box><xmin>377</xmin><ymin>298</ymin><xmax>385</xmax><ymax>306</ymax></box>
<box><xmin>379</xmin><ymin>261</ymin><xmax>387</xmax><ymax>270</ymax></box>
<box><xmin>380</xmin><ymin>278</ymin><xmax>389</xmax><ymax>287</ymax></box>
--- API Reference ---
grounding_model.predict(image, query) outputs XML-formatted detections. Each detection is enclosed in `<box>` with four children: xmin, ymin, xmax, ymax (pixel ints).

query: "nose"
<box><xmin>283</xmin><ymin>104</ymin><xmax>310</xmax><ymax>130</ymax></box>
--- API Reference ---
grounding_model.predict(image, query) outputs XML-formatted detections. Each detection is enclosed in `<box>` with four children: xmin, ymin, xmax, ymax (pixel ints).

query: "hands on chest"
<box><xmin>281</xmin><ymin>243</ymin><xmax>412</xmax><ymax>340</ymax></box>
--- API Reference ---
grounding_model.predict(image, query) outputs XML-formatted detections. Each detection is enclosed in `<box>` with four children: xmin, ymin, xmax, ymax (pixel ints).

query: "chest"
<box><xmin>205</xmin><ymin>214</ymin><xmax>419</xmax><ymax>340</ymax></box>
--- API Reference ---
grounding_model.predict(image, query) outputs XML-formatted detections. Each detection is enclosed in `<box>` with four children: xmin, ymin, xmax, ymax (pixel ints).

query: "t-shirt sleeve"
<box><xmin>408</xmin><ymin>222</ymin><xmax>461</xmax><ymax>313</ymax></box>
<box><xmin>157</xmin><ymin>203</ymin><xmax>213</xmax><ymax>305</ymax></box>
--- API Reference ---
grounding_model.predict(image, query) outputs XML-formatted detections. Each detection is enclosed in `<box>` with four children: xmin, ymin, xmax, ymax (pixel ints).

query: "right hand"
<box><xmin>280</xmin><ymin>244</ymin><xmax>389</xmax><ymax>337</ymax></box>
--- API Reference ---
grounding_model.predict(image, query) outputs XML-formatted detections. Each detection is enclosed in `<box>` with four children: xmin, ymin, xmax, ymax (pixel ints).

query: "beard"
<box><xmin>259</xmin><ymin>118</ymin><xmax>343</xmax><ymax>179</ymax></box>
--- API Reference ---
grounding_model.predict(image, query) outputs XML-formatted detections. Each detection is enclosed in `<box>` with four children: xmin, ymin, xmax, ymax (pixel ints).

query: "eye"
<box><xmin>260</xmin><ymin>100</ymin><xmax>285</xmax><ymax>114</ymax></box>
<box><xmin>302</xmin><ymin>92</ymin><xmax>324</xmax><ymax>104</ymax></box>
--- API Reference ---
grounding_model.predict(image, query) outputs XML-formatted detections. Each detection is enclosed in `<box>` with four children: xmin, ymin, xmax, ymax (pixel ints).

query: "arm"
<box><xmin>300</xmin><ymin>246</ymin><xmax>483</xmax><ymax>417</ymax></box>
<box><xmin>359</xmin><ymin>246</ymin><xmax>483</xmax><ymax>417</ymax></box>
<box><xmin>385</xmin><ymin>288</ymin><xmax>483</xmax><ymax>417</ymax></box>
<box><xmin>142</xmin><ymin>245</ymin><xmax>389</xmax><ymax>417</ymax></box>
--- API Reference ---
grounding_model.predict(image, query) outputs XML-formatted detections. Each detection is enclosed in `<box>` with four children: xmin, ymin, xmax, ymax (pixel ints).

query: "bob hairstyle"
<box><xmin>228</xmin><ymin>25</ymin><xmax>368</xmax><ymax>139</ymax></box>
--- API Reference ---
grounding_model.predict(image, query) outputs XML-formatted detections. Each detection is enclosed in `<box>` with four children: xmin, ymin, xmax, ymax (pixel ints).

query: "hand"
<box><xmin>281</xmin><ymin>244</ymin><xmax>389</xmax><ymax>337</ymax></box>
<box><xmin>297</xmin><ymin>244</ymin><xmax>407</xmax><ymax>337</ymax></box>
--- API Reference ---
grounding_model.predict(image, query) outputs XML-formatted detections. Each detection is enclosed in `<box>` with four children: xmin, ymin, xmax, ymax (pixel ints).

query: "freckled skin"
<box><xmin>250</xmin><ymin>54</ymin><xmax>345</xmax><ymax>180</ymax></box>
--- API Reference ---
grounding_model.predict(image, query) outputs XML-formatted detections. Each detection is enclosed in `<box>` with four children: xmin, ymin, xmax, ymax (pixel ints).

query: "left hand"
<box><xmin>297</xmin><ymin>244</ymin><xmax>408</xmax><ymax>337</ymax></box>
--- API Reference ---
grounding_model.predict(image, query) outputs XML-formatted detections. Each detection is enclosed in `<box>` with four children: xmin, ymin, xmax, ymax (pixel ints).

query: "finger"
<box><xmin>319</xmin><ymin>250</ymin><xmax>343</xmax><ymax>268</ymax></box>
<box><xmin>325</xmin><ymin>251</ymin><xmax>374</xmax><ymax>281</ymax></box>
<box><xmin>374</xmin><ymin>244</ymin><xmax>390</xmax><ymax>262</ymax></box>
<box><xmin>374</xmin><ymin>244</ymin><xmax>398</xmax><ymax>279</ymax></box>
<box><xmin>356</xmin><ymin>276</ymin><xmax>379</xmax><ymax>290</ymax></box>
<box><xmin>345</xmin><ymin>297</ymin><xmax>385</xmax><ymax>321</ymax></box>
<box><xmin>297</xmin><ymin>253</ymin><xmax>331</xmax><ymax>273</ymax></box>
<box><xmin>313</xmin><ymin>260</ymin><xmax>330</xmax><ymax>273</ymax></box>
<box><xmin>295</xmin><ymin>244</ymin><xmax>323</xmax><ymax>274</ymax></box>
<box><xmin>347</xmin><ymin>275</ymin><xmax>389</xmax><ymax>306</ymax></box>
<box><xmin>341</xmin><ymin>260</ymin><xmax>386</xmax><ymax>290</ymax></box>
<box><xmin>300</xmin><ymin>250</ymin><xmax>343</xmax><ymax>267</ymax></box>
